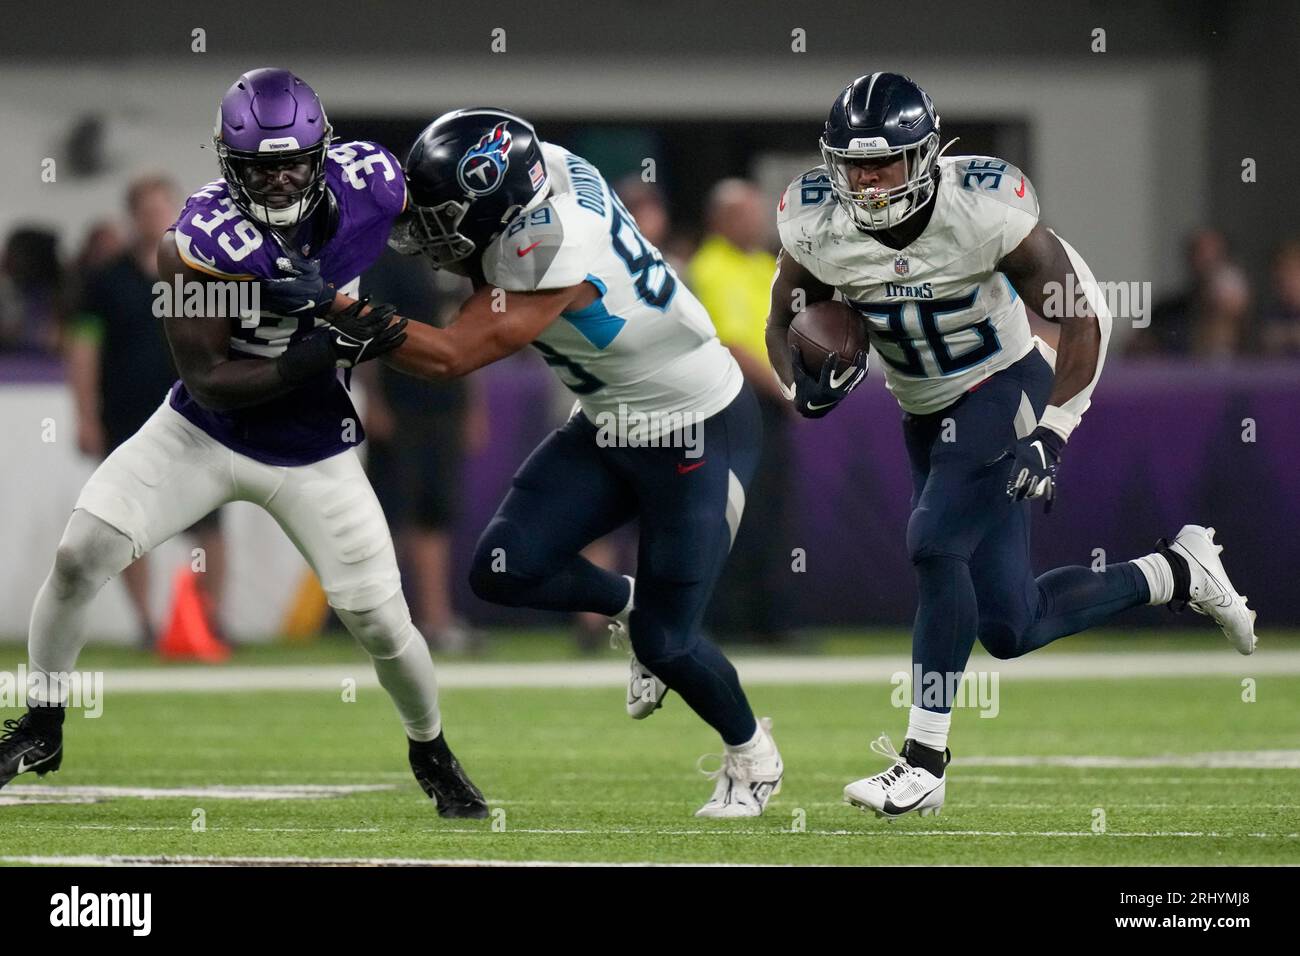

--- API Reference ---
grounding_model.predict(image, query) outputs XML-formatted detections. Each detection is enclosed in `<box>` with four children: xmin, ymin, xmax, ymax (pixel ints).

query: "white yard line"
<box><xmin>91</xmin><ymin>650</ymin><xmax>1300</xmax><ymax>694</ymax></box>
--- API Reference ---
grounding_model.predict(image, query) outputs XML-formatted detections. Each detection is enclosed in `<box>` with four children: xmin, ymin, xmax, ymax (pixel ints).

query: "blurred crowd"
<box><xmin>2</xmin><ymin>172</ymin><xmax>1298</xmax><ymax>652</ymax></box>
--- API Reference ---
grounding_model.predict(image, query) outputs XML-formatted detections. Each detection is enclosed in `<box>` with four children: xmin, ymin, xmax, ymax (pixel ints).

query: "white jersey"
<box><xmin>778</xmin><ymin>155</ymin><xmax>1041</xmax><ymax>415</ymax></box>
<box><xmin>483</xmin><ymin>143</ymin><xmax>743</xmax><ymax>435</ymax></box>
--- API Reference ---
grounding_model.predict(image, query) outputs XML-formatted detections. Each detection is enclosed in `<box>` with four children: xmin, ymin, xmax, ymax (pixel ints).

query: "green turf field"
<box><xmin>1</xmin><ymin>630</ymin><xmax>1297</xmax><ymax>866</ymax></box>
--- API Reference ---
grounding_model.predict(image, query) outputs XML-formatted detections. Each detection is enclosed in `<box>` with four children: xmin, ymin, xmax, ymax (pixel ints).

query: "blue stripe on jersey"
<box><xmin>561</xmin><ymin>273</ymin><xmax>624</xmax><ymax>349</ymax></box>
<box><xmin>1002</xmin><ymin>273</ymin><xmax>1019</xmax><ymax>301</ymax></box>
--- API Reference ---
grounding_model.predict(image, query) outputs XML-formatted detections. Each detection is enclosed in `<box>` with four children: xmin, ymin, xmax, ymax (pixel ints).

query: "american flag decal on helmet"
<box><xmin>528</xmin><ymin>159</ymin><xmax>546</xmax><ymax>190</ymax></box>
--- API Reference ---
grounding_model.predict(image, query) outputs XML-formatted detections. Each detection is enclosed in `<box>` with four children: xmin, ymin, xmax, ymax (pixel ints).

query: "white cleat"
<box><xmin>843</xmin><ymin>734</ymin><xmax>947</xmax><ymax>820</ymax></box>
<box><xmin>1165</xmin><ymin>524</ymin><xmax>1258</xmax><ymax>655</ymax></box>
<box><xmin>608</xmin><ymin>619</ymin><xmax>668</xmax><ymax>719</ymax></box>
<box><xmin>695</xmin><ymin>717</ymin><xmax>783</xmax><ymax>818</ymax></box>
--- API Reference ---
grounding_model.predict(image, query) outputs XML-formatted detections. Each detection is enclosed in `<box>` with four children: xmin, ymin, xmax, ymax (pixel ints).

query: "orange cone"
<box><xmin>158</xmin><ymin>568</ymin><xmax>231</xmax><ymax>662</ymax></box>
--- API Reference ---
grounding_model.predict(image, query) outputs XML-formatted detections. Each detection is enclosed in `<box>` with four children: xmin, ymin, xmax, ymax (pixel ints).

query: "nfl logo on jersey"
<box><xmin>894</xmin><ymin>254</ymin><xmax>910</xmax><ymax>277</ymax></box>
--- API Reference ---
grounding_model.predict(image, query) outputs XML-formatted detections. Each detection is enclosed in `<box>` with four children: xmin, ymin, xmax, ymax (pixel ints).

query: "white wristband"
<box><xmin>1039</xmin><ymin>404</ymin><xmax>1078</xmax><ymax>442</ymax></box>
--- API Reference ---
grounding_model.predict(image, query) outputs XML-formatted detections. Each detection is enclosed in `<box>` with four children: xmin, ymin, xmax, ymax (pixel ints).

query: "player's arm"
<box><xmin>158</xmin><ymin>232</ymin><xmax>405</xmax><ymax>411</ymax></box>
<box><xmin>764</xmin><ymin>249</ymin><xmax>836</xmax><ymax>395</ymax></box>
<box><xmin>998</xmin><ymin>223</ymin><xmax>1113</xmax><ymax>502</ymax></box>
<box><xmin>380</xmin><ymin>281</ymin><xmax>596</xmax><ymax>380</ymax></box>
<box><xmin>999</xmin><ymin>223</ymin><xmax>1109</xmax><ymax>434</ymax></box>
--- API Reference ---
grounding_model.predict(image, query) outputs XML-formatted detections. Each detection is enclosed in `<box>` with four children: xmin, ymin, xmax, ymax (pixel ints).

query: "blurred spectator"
<box><xmin>0</xmin><ymin>227</ymin><xmax>65</xmax><ymax>355</ymax></box>
<box><xmin>67</xmin><ymin>174</ymin><xmax>227</xmax><ymax>646</ymax></box>
<box><xmin>1260</xmin><ymin>240</ymin><xmax>1300</xmax><ymax>356</ymax></box>
<box><xmin>688</xmin><ymin>178</ymin><xmax>793</xmax><ymax>644</ymax></box>
<box><xmin>1138</xmin><ymin>228</ymin><xmax>1236</xmax><ymax>355</ymax></box>
<box><xmin>361</xmin><ymin>247</ymin><xmax>487</xmax><ymax>653</ymax></box>
<box><xmin>1191</xmin><ymin>262</ymin><xmax>1252</xmax><ymax>358</ymax></box>
<box><xmin>74</xmin><ymin>220</ymin><xmax>128</xmax><ymax>279</ymax></box>
<box><xmin>614</xmin><ymin>175</ymin><xmax>686</xmax><ymax>270</ymax></box>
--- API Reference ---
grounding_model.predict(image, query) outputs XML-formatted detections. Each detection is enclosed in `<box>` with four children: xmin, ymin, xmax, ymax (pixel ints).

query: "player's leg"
<box><xmin>253</xmin><ymin>448</ymin><xmax>485</xmax><ymax>817</ymax></box>
<box><xmin>468</xmin><ymin>412</ymin><xmax>636</xmax><ymax>617</ymax></box>
<box><xmin>620</xmin><ymin>385</ymin><xmax>782</xmax><ymax>816</ymax></box>
<box><xmin>973</xmin><ymin>512</ymin><xmax>1257</xmax><ymax>658</ymax></box>
<box><xmin>4</xmin><ymin>403</ymin><xmax>237</xmax><ymax>789</ymax></box>
<box><xmin>971</xmin><ymin>502</ymin><xmax>1147</xmax><ymax>659</ymax></box>
<box><xmin>846</xmin><ymin>352</ymin><xmax>1049</xmax><ymax>818</ymax></box>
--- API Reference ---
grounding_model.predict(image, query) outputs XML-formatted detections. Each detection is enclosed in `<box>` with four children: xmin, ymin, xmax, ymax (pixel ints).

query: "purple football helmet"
<box><xmin>213</xmin><ymin>68</ymin><xmax>333</xmax><ymax>228</ymax></box>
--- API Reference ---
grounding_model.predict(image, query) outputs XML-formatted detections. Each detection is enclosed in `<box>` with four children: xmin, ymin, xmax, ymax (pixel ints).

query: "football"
<box><xmin>788</xmin><ymin>300</ymin><xmax>868</xmax><ymax>376</ymax></box>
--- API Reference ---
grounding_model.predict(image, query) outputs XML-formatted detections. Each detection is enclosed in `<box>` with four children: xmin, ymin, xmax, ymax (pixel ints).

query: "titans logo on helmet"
<box><xmin>457</xmin><ymin>121</ymin><xmax>513</xmax><ymax>196</ymax></box>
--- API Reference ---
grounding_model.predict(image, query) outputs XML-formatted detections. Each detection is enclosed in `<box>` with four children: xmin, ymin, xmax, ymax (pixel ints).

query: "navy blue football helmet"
<box><xmin>820</xmin><ymin>72</ymin><xmax>949</xmax><ymax>231</ymax></box>
<box><xmin>390</xmin><ymin>108</ymin><xmax>550</xmax><ymax>269</ymax></box>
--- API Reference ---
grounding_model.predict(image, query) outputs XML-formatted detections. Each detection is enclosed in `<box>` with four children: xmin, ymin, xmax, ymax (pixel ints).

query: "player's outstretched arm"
<box><xmin>764</xmin><ymin>250</ymin><xmax>836</xmax><ymax>396</ymax></box>
<box><xmin>381</xmin><ymin>281</ymin><xmax>594</xmax><ymax>380</ymax></box>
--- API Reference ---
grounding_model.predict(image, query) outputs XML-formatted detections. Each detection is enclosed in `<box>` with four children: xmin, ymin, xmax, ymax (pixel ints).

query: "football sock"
<box><xmin>725</xmin><ymin>722</ymin><xmax>768</xmax><ymax>755</ymax></box>
<box><xmin>25</xmin><ymin>701</ymin><xmax>66</xmax><ymax>735</ymax></box>
<box><xmin>409</xmin><ymin>731</ymin><xmax>452</xmax><ymax>758</ymax></box>
<box><xmin>336</xmin><ymin>596</ymin><xmax>442</xmax><ymax>742</ymax></box>
<box><xmin>1132</xmin><ymin>552</ymin><xmax>1176</xmax><ymax>605</ymax></box>
<box><xmin>29</xmin><ymin>510</ymin><xmax>137</xmax><ymax>687</ymax></box>
<box><xmin>1153</xmin><ymin>540</ymin><xmax>1193</xmax><ymax>603</ymax></box>
<box><xmin>903</xmin><ymin>738</ymin><xmax>947</xmax><ymax>777</ymax></box>
<box><xmin>906</xmin><ymin>706</ymin><xmax>951</xmax><ymax>752</ymax></box>
<box><xmin>370</xmin><ymin>631</ymin><xmax>443</xmax><ymax>742</ymax></box>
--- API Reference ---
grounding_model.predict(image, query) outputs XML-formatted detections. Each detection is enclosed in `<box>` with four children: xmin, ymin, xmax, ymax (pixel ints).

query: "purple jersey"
<box><xmin>168</xmin><ymin>140</ymin><xmax>406</xmax><ymax>465</ymax></box>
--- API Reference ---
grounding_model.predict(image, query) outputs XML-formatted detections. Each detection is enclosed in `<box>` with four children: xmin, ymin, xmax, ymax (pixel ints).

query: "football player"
<box><xmin>376</xmin><ymin>108</ymin><xmax>783</xmax><ymax>817</ymax></box>
<box><xmin>0</xmin><ymin>69</ymin><xmax>487</xmax><ymax>818</ymax></box>
<box><xmin>766</xmin><ymin>72</ymin><xmax>1257</xmax><ymax>819</ymax></box>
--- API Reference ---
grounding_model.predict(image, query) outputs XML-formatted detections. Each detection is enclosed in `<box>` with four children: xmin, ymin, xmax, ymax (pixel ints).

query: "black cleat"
<box><xmin>409</xmin><ymin>734</ymin><xmax>488</xmax><ymax>819</ymax></box>
<box><xmin>0</xmin><ymin>711</ymin><xmax>64</xmax><ymax>789</ymax></box>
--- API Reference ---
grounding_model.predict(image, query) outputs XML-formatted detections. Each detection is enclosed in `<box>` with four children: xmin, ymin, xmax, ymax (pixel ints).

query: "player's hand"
<box><xmin>258</xmin><ymin>250</ymin><xmax>334</xmax><ymax>319</ymax></box>
<box><xmin>324</xmin><ymin>297</ymin><xmax>408</xmax><ymax>367</ymax></box>
<box><xmin>787</xmin><ymin>345</ymin><xmax>867</xmax><ymax>419</ymax></box>
<box><xmin>1006</xmin><ymin>425</ymin><xmax>1064</xmax><ymax>510</ymax></box>
<box><xmin>277</xmin><ymin>298</ymin><xmax>408</xmax><ymax>385</ymax></box>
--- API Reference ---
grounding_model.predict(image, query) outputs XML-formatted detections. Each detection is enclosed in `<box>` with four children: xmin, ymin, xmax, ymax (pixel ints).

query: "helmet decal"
<box><xmin>457</xmin><ymin>122</ymin><xmax>513</xmax><ymax>196</ymax></box>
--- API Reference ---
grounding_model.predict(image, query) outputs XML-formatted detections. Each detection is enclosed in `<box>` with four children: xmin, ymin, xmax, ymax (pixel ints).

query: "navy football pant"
<box><xmin>904</xmin><ymin>348</ymin><xmax>1150</xmax><ymax>713</ymax></box>
<box><xmin>470</xmin><ymin>385</ymin><xmax>763</xmax><ymax>745</ymax></box>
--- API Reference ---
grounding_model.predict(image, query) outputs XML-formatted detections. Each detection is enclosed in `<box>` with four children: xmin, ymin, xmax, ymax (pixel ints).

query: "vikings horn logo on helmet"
<box><xmin>457</xmin><ymin>122</ymin><xmax>513</xmax><ymax>196</ymax></box>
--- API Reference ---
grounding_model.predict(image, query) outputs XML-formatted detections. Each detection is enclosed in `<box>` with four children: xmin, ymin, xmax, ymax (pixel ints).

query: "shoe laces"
<box><xmin>868</xmin><ymin>733</ymin><xmax>913</xmax><ymax>786</ymax></box>
<box><xmin>608</xmin><ymin>619</ymin><xmax>628</xmax><ymax>651</ymax></box>
<box><xmin>1</xmin><ymin>718</ymin><xmax>24</xmax><ymax>741</ymax></box>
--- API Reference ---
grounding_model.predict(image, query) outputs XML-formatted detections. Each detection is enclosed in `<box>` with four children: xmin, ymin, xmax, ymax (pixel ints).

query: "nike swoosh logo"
<box><xmin>676</xmin><ymin>460</ymin><xmax>706</xmax><ymax>474</ymax></box>
<box><xmin>15</xmin><ymin>751</ymin><xmax>41</xmax><ymax>774</ymax></box>
<box><xmin>288</xmin><ymin>299</ymin><xmax>317</xmax><ymax>314</ymax></box>
<box><xmin>882</xmin><ymin>783</ymin><xmax>939</xmax><ymax>814</ymax></box>
<box><xmin>516</xmin><ymin>241</ymin><xmax>542</xmax><ymax>257</ymax></box>
<box><xmin>806</xmin><ymin>400</ymin><xmax>837</xmax><ymax>411</ymax></box>
<box><xmin>828</xmin><ymin>364</ymin><xmax>860</xmax><ymax>389</ymax></box>
<box><xmin>1031</xmin><ymin>439</ymin><xmax>1046</xmax><ymax>467</ymax></box>
<box><xmin>1014</xmin><ymin>176</ymin><xmax>1026</xmax><ymax>198</ymax></box>
<box><xmin>832</xmin><ymin>364</ymin><xmax>863</xmax><ymax>390</ymax></box>
<box><xmin>190</xmin><ymin>245</ymin><xmax>218</xmax><ymax>267</ymax></box>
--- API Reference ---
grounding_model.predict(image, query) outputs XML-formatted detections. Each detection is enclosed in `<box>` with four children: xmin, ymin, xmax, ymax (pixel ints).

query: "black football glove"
<box><xmin>257</xmin><ymin>249</ymin><xmax>334</xmax><ymax>319</ymax></box>
<box><xmin>787</xmin><ymin>345</ymin><xmax>868</xmax><ymax>419</ymax></box>
<box><xmin>277</xmin><ymin>298</ymin><xmax>408</xmax><ymax>385</ymax></box>
<box><xmin>1005</xmin><ymin>425</ymin><xmax>1065</xmax><ymax>511</ymax></box>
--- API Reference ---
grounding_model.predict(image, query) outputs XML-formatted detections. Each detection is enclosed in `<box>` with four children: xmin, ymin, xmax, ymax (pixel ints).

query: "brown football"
<box><xmin>788</xmin><ymin>300</ymin><xmax>868</xmax><ymax>376</ymax></box>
